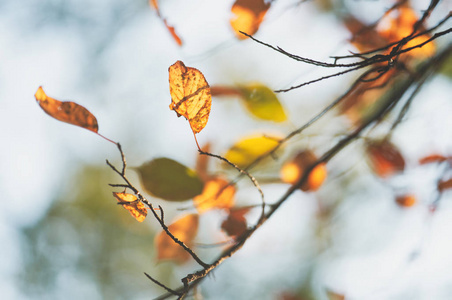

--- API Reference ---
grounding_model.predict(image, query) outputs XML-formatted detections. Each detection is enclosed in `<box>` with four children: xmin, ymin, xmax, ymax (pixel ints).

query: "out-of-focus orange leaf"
<box><xmin>438</xmin><ymin>179</ymin><xmax>452</xmax><ymax>192</ymax></box>
<box><xmin>149</xmin><ymin>0</ymin><xmax>159</xmax><ymax>11</ymax></box>
<box><xmin>221</xmin><ymin>208</ymin><xmax>249</xmax><ymax>237</ymax></box>
<box><xmin>395</xmin><ymin>194</ymin><xmax>417</xmax><ymax>208</ymax></box>
<box><xmin>155</xmin><ymin>214</ymin><xmax>199</xmax><ymax>264</ymax></box>
<box><xmin>377</xmin><ymin>4</ymin><xmax>435</xmax><ymax>58</ymax></box>
<box><xmin>366</xmin><ymin>140</ymin><xmax>405</xmax><ymax>178</ymax></box>
<box><xmin>163</xmin><ymin>19</ymin><xmax>183</xmax><ymax>46</ymax></box>
<box><xmin>35</xmin><ymin>86</ymin><xmax>98</xmax><ymax>133</ymax></box>
<box><xmin>419</xmin><ymin>154</ymin><xmax>449</xmax><ymax>165</ymax></box>
<box><xmin>280</xmin><ymin>150</ymin><xmax>327</xmax><ymax>192</ymax></box>
<box><xmin>194</xmin><ymin>177</ymin><xmax>235</xmax><ymax>213</ymax></box>
<box><xmin>149</xmin><ymin>0</ymin><xmax>183</xmax><ymax>46</ymax></box>
<box><xmin>326</xmin><ymin>290</ymin><xmax>345</xmax><ymax>300</ymax></box>
<box><xmin>169</xmin><ymin>61</ymin><xmax>212</xmax><ymax>136</ymax></box>
<box><xmin>230</xmin><ymin>0</ymin><xmax>270</xmax><ymax>39</ymax></box>
<box><xmin>113</xmin><ymin>192</ymin><xmax>147</xmax><ymax>222</ymax></box>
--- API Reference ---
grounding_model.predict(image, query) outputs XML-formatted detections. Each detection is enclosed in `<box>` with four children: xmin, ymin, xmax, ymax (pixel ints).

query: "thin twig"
<box><xmin>144</xmin><ymin>272</ymin><xmax>181</xmax><ymax>296</ymax></box>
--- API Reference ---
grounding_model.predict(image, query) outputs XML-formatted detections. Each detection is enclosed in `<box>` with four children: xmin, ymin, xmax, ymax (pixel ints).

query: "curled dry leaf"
<box><xmin>395</xmin><ymin>194</ymin><xmax>417</xmax><ymax>208</ymax></box>
<box><xmin>163</xmin><ymin>19</ymin><xmax>183</xmax><ymax>46</ymax></box>
<box><xmin>149</xmin><ymin>0</ymin><xmax>183</xmax><ymax>46</ymax></box>
<box><xmin>169</xmin><ymin>60</ymin><xmax>212</xmax><ymax>134</ymax></box>
<box><xmin>193</xmin><ymin>177</ymin><xmax>235</xmax><ymax>213</ymax></box>
<box><xmin>366</xmin><ymin>140</ymin><xmax>405</xmax><ymax>178</ymax></box>
<box><xmin>280</xmin><ymin>150</ymin><xmax>327</xmax><ymax>192</ymax></box>
<box><xmin>230</xmin><ymin>0</ymin><xmax>270</xmax><ymax>39</ymax></box>
<box><xmin>113</xmin><ymin>192</ymin><xmax>147</xmax><ymax>222</ymax></box>
<box><xmin>419</xmin><ymin>154</ymin><xmax>449</xmax><ymax>165</ymax></box>
<box><xmin>221</xmin><ymin>208</ymin><xmax>250</xmax><ymax>237</ymax></box>
<box><xmin>224</xmin><ymin>134</ymin><xmax>281</xmax><ymax>168</ymax></box>
<box><xmin>155</xmin><ymin>214</ymin><xmax>199</xmax><ymax>264</ymax></box>
<box><xmin>135</xmin><ymin>158</ymin><xmax>204</xmax><ymax>201</ymax></box>
<box><xmin>35</xmin><ymin>86</ymin><xmax>98</xmax><ymax>133</ymax></box>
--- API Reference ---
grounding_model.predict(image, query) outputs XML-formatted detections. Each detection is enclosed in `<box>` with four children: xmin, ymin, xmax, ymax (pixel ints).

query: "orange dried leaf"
<box><xmin>155</xmin><ymin>214</ymin><xmax>199</xmax><ymax>264</ymax></box>
<box><xmin>194</xmin><ymin>177</ymin><xmax>235</xmax><ymax>213</ymax></box>
<box><xmin>221</xmin><ymin>208</ymin><xmax>249</xmax><ymax>237</ymax></box>
<box><xmin>149</xmin><ymin>0</ymin><xmax>159</xmax><ymax>10</ymax></box>
<box><xmin>35</xmin><ymin>86</ymin><xmax>98</xmax><ymax>133</ymax></box>
<box><xmin>367</xmin><ymin>140</ymin><xmax>405</xmax><ymax>177</ymax></box>
<box><xmin>113</xmin><ymin>192</ymin><xmax>147</xmax><ymax>222</ymax></box>
<box><xmin>438</xmin><ymin>179</ymin><xmax>452</xmax><ymax>192</ymax></box>
<box><xmin>419</xmin><ymin>154</ymin><xmax>449</xmax><ymax>165</ymax></box>
<box><xmin>168</xmin><ymin>61</ymin><xmax>212</xmax><ymax>134</ymax></box>
<box><xmin>377</xmin><ymin>5</ymin><xmax>435</xmax><ymax>58</ymax></box>
<box><xmin>230</xmin><ymin>0</ymin><xmax>270</xmax><ymax>39</ymax></box>
<box><xmin>395</xmin><ymin>194</ymin><xmax>417</xmax><ymax>208</ymax></box>
<box><xmin>280</xmin><ymin>150</ymin><xmax>327</xmax><ymax>192</ymax></box>
<box><xmin>163</xmin><ymin>19</ymin><xmax>183</xmax><ymax>46</ymax></box>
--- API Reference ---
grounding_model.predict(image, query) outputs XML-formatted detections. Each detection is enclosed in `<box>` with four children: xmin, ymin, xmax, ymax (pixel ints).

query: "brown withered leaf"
<box><xmin>169</xmin><ymin>61</ymin><xmax>212</xmax><ymax>135</ymax></box>
<box><xmin>155</xmin><ymin>214</ymin><xmax>199</xmax><ymax>264</ymax></box>
<box><xmin>366</xmin><ymin>140</ymin><xmax>405</xmax><ymax>178</ymax></box>
<box><xmin>230</xmin><ymin>0</ymin><xmax>270</xmax><ymax>39</ymax></box>
<box><xmin>221</xmin><ymin>208</ymin><xmax>250</xmax><ymax>237</ymax></box>
<box><xmin>35</xmin><ymin>86</ymin><xmax>98</xmax><ymax>133</ymax></box>
<box><xmin>438</xmin><ymin>179</ymin><xmax>452</xmax><ymax>192</ymax></box>
<box><xmin>113</xmin><ymin>192</ymin><xmax>147</xmax><ymax>222</ymax></box>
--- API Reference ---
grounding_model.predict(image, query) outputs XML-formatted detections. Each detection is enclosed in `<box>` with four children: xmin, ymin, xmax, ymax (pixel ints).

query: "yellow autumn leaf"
<box><xmin>113</xmin><ymin>192</ymin><xmax>147</xmax><ymax>222</ymax></box>
<box><xmin>168</xmin><ymin>60</ymin><xmax>212</xmax><ymax>134</ymax></box>
<box><xmin>230</xmin><ymin>0</ymin><xmax>270</xmax><ymax>39</ymax></box>
<box><xmin>224</xmin><ymin>135</ymin><xmax>281</xmax><ymax>168</ymax></box>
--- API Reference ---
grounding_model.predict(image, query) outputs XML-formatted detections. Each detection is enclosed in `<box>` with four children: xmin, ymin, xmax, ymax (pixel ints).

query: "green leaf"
<box><xmin>238</xmin><ymin>84</ymin><xmax>287</xmax><ymax>122</ymax></box>
<box><xmin>135</xmin><ymin>158</ymin><xmax>204</xmax><ymax>201</ymax></box>
<box><xmin>439</xmin><ymin>51</ymin><xmax>452</xmax><ymax>79</ymax></box>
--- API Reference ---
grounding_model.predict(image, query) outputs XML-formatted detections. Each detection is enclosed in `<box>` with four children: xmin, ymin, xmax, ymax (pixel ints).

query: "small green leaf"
<box><xmin>439</xmin><ymin>51</ymin><xmax>452</xmax><ymax>79</ymax></box>
<box><xmin>238</xmin><ymin>84</ymin><xmax>287</xmax><ymax>122</ymax></box>
<box><xmin>135</xmin><ymin>158</ymin><xmax>204</xmax><ymax>201</ymax></box>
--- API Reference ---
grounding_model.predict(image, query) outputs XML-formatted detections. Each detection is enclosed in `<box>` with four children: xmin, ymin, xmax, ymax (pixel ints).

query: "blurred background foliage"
<box><xmin>3</xmin><ymin>0</ymin><xmax>451</xmax><ymax>299</ymax></box>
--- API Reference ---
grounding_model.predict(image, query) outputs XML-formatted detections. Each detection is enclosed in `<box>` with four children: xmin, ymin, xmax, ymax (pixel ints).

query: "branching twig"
<box><xmin>154</xmin><ymin>42</ymin><xmax>452</xmax><ymax>300</ymax></box>
<box><xmin>106</xmin><ymin>143</ymin><xmax>209</xmax><ymax>270</ymax></box>
<box><xmin>198</xmin><ymin>150</ymin><xmax>266</xmax><ymax>222</ymax></box>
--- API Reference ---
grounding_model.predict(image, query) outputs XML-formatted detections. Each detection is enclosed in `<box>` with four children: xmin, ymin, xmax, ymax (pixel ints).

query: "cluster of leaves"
<box><xmin>34</xmin><ymin>0</ymin><xmax>451</xmax><ymax>298</ymax></box>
